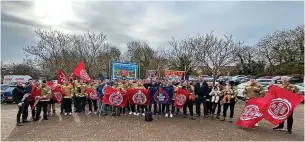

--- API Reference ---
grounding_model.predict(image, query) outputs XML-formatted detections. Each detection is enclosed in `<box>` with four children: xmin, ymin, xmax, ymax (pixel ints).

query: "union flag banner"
<box><xmin>173</xmin><ymin>88</ymin><xmax>189</xmax><ymax>109</ymax></box>
<box><xmin>103</xmin><ymin>86</ymin><xmax>128</xmax><ymax>107</ymax></box>
<box><xmin>73</xmin><ymin>61</ymin><xmax>91</xmax><ymax>82</ymax></box>
<box><xmin>57</xmin><ymin>69</ymin><xmax>68</xmax><ymax>85</ymax></box>
<box><xmin>236</xmin><ymin>97</ymin><xmax>271</xmax><ymax>128</ymax></box>
<box><xmin>263</xmin><ymin>85</ymin><xmax>304</xmax><ymax>125</ymax></box>
<box><xmin>149</xmin><ymin>86</ymin><xmax>174</xmax><ymax>104</ymax></box>
<box><xmin>51</xmin><ymin>85</ymin><xmax>64</xmax><ymax>104</ymax></box>
<box><xmin>127</xmin><ymin>88</ymin><xmax>150</xmax><ymax>105</ymax></box>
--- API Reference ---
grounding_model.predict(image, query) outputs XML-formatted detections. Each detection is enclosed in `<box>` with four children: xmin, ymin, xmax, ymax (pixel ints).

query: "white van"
<box><xmin>3</xmin><ymin>75</ymin><xmax>32</xmax><ymax>84</ymax></box>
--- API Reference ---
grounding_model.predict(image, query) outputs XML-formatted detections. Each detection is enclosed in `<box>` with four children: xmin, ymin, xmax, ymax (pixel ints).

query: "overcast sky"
<box><xmin>1</xmin><ymin>1</ymin><xmax>304</xmax><ymax>63</ymax></box>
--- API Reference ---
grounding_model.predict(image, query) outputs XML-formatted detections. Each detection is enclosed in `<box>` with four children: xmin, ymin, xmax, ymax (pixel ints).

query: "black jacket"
<box><xmin>12</xmin><ymin>86</ymin><xmax>25</xmax><ymax>103</ymax></box>
<box><xmin>194</xmin><ymin>82</ymin><xmax>209</xmax><ymax>99</ymax></box>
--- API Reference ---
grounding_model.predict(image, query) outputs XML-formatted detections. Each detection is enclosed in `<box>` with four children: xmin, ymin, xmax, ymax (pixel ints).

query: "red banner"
<box><xmin>263</xmin><ymin>85</ymin><xmax>304</xmax><ymax>125</ymax></box>
<box><xmin>103</xmin><ymin>86</ymin><xmax>128</xmax><ymax>107</ymax></box>
<box><xmin>73</xmin><ymin>61</ymin><xmax>91</xmax><ymax>82</ymax></box>
<box><xmin>57</xmin><ymin>69</ymin><xmax>68</xmax><ymax>85</ymax></box>
<box><xmin>127</xmin><ymin>88</ymin><xmax>150</xmax><ymax>105</ymax></box>
<box><xmin>174</xmin><ymin>88</ymin><xmax>189</xmax><ymax>109</ymax></box>
<box><xmin>52</xmin><ymin>85</ymin><xmax>64</xmax><ymax>104</ymax></box>
<box><xmin>164</xmin><ymin>70</ymin><xmax>185</xmax><ymax>78</ymax></box>
<box><xmin>236</xmin><ymin>97</ymin><xmax>270</xmax><ymax>128</ymax></box>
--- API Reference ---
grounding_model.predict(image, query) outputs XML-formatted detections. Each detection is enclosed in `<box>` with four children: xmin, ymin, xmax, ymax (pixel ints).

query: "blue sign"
<box><xmin>111</xmin><ymin>61</ymin><xmax>138</xmax><ymax>80</ymax></box>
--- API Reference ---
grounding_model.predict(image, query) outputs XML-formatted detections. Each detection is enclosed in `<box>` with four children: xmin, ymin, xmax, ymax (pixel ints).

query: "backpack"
<box><xmin>145</xmin><ymin>111</ymin><xmax>153</xmax><ymax>122</ymax></box>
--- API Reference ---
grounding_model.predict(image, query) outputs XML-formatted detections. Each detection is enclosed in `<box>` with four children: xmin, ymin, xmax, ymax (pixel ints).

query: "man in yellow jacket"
<box><xmin>74</xmin><ymin>80</ymin><xmax>87</xmax><ymax>113</ymax></box>
<box><xmin>62</xmin><ymin>80</ymin><xmax>73</xmax><ymax>115</ymax></box>
<box><xmin>34</xmin><ymin>80</ymin><xmax>52</xmax><ymax>121</ymax></box>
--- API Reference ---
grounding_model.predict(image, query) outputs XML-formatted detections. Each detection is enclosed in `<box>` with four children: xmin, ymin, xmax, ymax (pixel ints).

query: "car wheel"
<box><xmin>1</xmin><ymin>94</ymin><xmax>5</xmax><ymax>104</ymax></box>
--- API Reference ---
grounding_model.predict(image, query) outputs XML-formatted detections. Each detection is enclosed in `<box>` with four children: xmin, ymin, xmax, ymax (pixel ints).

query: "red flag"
<box><xmin>89</xmin><ymin>92</ymin><xmax>99</xmax><ymax>100</ymax></box>
<box><xmin>46</xmin><ymin>81</ymin><xmax>54</xmax><ymax>88</ymax></box>
<box><xmin>73</xmin><ymin>61</ymin><xmax>91</xmax><ymax>82</ymax></box>
<box><xmin>263</xmin><ymin>85</ymin><xmax>304</xmax><ymax>125</ymax></box>
<box><xmin>31</xmin><ymin>97</ymin><xmax>40</xmax><ymax>110</ymax></box>
<box><xmin>127</xmin><ymin>88</ymin><xmax>150</xmax><ymax>105</ymax></box>
<box><xmin>51</xmin><ymin>85</ymin><xmax>64</xmax><ymax>104</ymax></box>
<box><xmin>174</xmin><ymin>88</ymin><xmax>189</xmax><ymax>109</ymax></box>
<box><xmin>103</xmin><ymin>86</ymin><xmax>128</xmax><ymax>107</ymax></box>
<box><xmin>236</xmin><ymin>97</ymin><xmax>270</xmax><ymax>128</ymax></box>
<box><xmin>57</xmin><ymin>69</ymin><xmax>68</xmax><ymax>85</ymax></box>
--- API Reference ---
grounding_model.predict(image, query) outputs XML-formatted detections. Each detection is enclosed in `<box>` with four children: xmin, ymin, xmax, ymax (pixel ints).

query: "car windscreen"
<box><xmin>1</xmin><ymin>85</ymin><xmax>9</xmax><ymax>91</ymax></box>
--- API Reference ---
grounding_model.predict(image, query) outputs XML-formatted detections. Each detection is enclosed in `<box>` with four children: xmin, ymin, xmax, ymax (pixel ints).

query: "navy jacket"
<box><xmin>194</xmin><ymin>82</ymin><xmax>209</xmax><ymax>99</ymax></box>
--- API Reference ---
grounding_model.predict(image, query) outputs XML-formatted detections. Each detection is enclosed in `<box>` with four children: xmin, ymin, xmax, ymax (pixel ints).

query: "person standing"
<box><xmin>206</xmin><ymin>82</ymin><xmax>213</xmax><ymax>117</ymax></box>
<box><xmin>87</xmin><ymin>82</ymin><xmax>98</xmax><ymax>114</ymax></box>
<box><xmin>182</xmin><ymin>81</ymin><xmax>195</xmax><ymax>120</ymax></box>
<box><xmin>62</xmin><ymin>80</ymin><xmax>73</xmax><ymax>115</ymax></box>
<box><xmin>13</xmin><ymin>82</ymin><xmax>26</xmax><ymax>126</ymax></box>
<box><xmin>210</xmin><ymin>86</ymin><xmax>222</xmax><ymax>119</ymax></box>
<box><xmin>221</xmin><ymin>81</ymin><xmax>238</xmax><ymax>122</ymax></box>
<box><xmin>74</xmin><ymin>80</ymin><xmax>87</xmax><ymax>114</ymax></box>
<box><xmin>34</xmin><ymin>80</ymin><xmax>52</xmax><ymax>121</ymax></box>
<box><xmin>194</xmin><ymin>77</ymin><xmax>209</xmax><ymax>117</ymax></box>
<box><xmin>273</xmin><ymin>76</ymin><xmax>301</xmax><ymax>134</ymax></box>
<box><xmin>242</xmin><ymin>79</ymin><xmax>264</xmax><ymax>125</ymax></box>
<box><xmin>22</xmin><ymin>82</ymin><xmax>32</xmax><ymax>122</ymax></box>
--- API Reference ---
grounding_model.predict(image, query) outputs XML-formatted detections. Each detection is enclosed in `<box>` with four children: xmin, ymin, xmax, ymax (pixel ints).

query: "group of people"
<box><xmin>13</xmin><ymin>76</ymin><xmax>299</xmax><ymax>134</ymax></box>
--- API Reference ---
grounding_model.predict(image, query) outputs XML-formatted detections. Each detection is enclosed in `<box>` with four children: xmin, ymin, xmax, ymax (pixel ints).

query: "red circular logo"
<box><xmin>240</xmin><ymin>105</ymin><xmax>262</xmax><ymax>120</ymax></box>
<box><xmin>268</xmin><ymin>98</ymin><xmax>291</xmax><ymax>120</ymax></box>
<box><xmin>175</xmin><ymin>94</ymin><xmax>187</xmax><ymax>106</ymax></box>
<box><xmin>132</xmin><ymin>91</ymin><xmax>147</xmax><ymax>105</ymax></box>
<box><xmin>109</xmin><ymin>91</ymin><xmax>123</xmax><ymax>106</ymax></box>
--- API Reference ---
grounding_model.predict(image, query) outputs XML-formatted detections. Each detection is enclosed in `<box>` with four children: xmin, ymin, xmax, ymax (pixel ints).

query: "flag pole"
<box><xmin>109</xmin><ymin>59</ymin><xmax>111</xmax><ymax>80</ymax></box>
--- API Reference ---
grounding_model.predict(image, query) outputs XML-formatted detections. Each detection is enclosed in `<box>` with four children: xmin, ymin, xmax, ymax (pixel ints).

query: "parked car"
<box><xmin>1</xmin><ymin>83</ymin><xmax>16</xmax><ymax>103</ymax></box>
<box><xmin>289</xmin><ymin>76</ymin><xmax>304</xmax><ymax>84</ymax></box>
<box><xmin>259</xmin><ymin>76</ymin><xmax>273</xmax><ymax>79</ymax></box>
<box><xmin>240</xmin><ymin>78</ymin><xmax>250</xmax><ymax>83</ymax></box>
<box><xmin>272</xmin><ymin>76</ymin><xmax>282</xmax><ymax>82</ymax></box>
<box><xmin>256</xmin><ymin>79</ymin><xmax>275</xmax><ymax>87</ymax></box>
<box><xmin>295</xmin><ymin>83</ymin><xmax>304</xmax><ymax>103</ymax></box>
<box><xmin>236</xmin><ymin>81</ymin><xmax>250</xmax><ymax>100</ymax></box>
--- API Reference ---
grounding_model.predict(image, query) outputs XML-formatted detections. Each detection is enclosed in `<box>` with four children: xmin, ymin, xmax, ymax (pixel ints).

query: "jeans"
<box><xmin>212</xmin><ymin>102</ymin><xmax>221</xmax><ymax>116</ymax></box>
<box><xmin>195</xmin><ymin>98</ymin><xmax>207</xmax><ymax>116</ymax></box>
<box><xmin>17</xmin><ymin>103</ymin><xmax>27</xmax><ymax>123</ymax></box>
<box><xmin>63</xmin><ymin>98</ymin><xmax>72</xmax><ymax>113</ymax></box>
<box><xmin>88</xmin><ymin>99</ymin><xmax>98</xmax><ymax>112</ymax></box>
<box><xmin>76</xmin><ymin>97</ymin><xmax>86</xmax><ymax>113</ymax></box>
<box><xmin>223</xmin><ymin>99</ymin><xmax>236</xmax><ymax>118</ymax></box>
<box><xmin>278</xmin><ymin>112</ymin><xmax>293</xmax><ymax>130</ymax></box>
<box><xmin>28</xmin><ymin>100</ymin><xmax>36</xmax><ymax>118</ymax></box>
<box><xmin>36</xmin><ymin>101</ymin><xmax>48</xmax><ymax>119</ymax></box>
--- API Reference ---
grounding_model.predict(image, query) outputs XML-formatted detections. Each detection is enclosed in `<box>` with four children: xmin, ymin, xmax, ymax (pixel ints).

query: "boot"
<box><xmin>16</xmin><ymin>122</ymin><xmax>23</xmax><ymax>126</ymax></box>
<box><xmin>220</xmin><ymin>116</ymin><xmax>225</xmax><ymax>121</ymax></box>
<box><xmin>216</xmin><ymin>115</ymin><xmax>220</xmax><ymax>119</ymax></box>
<box><xmin>190</xmin><ymin>116</ymin><xmax>195</xmax><ymax>120</ymax></box>
<box><xmin>229</xmin><ymin>118</ymin><xmax>233</xmax><ymax>123</ymax></box>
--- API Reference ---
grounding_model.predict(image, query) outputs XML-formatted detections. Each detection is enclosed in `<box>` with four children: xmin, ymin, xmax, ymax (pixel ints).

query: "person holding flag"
<box><xmin>272</xmin><ymin>76</ymin><xmax>301</xmax><ymax>134</ymax></box>
<box><xmin>62</xmin><ymin>80</ymin><xmax>73</xmax><ymax>115</ymax></box>
<box><xmin>242</xmin><ymin>79</ymin><xmax>264</xmax><ymax>126</ymax></box>
<box><xmin>74</xmin><ymin>80</ymin><xmax>87</xmax><ymax>114</ymax></box>
<box><xmin>34</xmin><ymin>80</ymin><xmax>52</xmax><ymax>121</ymax></box>
<box><xmin>87</xmin><ymin>82</ymin><xmax>98</xmax><ymax>114</ymax></box>
<box><xmin>181</xmin><ymin>81</ymin><xmax>195</xmax><ymax>120</ymax></box>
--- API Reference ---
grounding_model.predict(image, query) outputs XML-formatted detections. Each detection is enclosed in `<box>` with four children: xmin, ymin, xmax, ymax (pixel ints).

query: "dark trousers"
<box><xmin>22</xmin><ymin>101</ymin><xmax>29</xmax><ymax>121</ymax></box>
<box><xmin>223</xmin><ymin>99</ymin><xmax>236</xmax><ymax>118</ymax></box>
<box><xmin>161</xmin><ymin>104</ymin><xmax>170</xmax><ymax>114</ymax></box>
<box><xmin>195</xmin><ymin>98</ymin><xmax>207</xmax><ymax>116</ymax></box>
<box><xmin>148</xmin><ymin>105</ymin><xmax>152</xmax><ymax>111</ymax></box>
<box><xmin>28</xmin><ymin>101</ymin><xmax>36</xmax><ymax>118</ymax></box>
<box><xmin>171</xmin><ymin>105</ymin><xmax>180</xmax><ymax>114</ymax></box>
<box><xmin>183</xmin><ymin>100</ymin><xmax>194</xmax><ymax>116</ymax></box>
<box><xmin>206</xmin><ymin>101</ymin><xmax>213</xmax><ymax>115</ymax></box>
<box><xmin>88</xmin><ymin>99</ymin><xmax>98</xmax><ymax>112</ymax></box>
<box><xmin>61</xmin><ymin>101</ymin><xmax>64</xmax><ymax>113</ymax></box>
<box><xmin>278</xmin><ymin>112</ymin><xmax>293</xmax><ymax>130</ymax></box>
<box><xmin>63</xmin><ymin>98</ymin><xmax>72</xmax><ymax>113</ymax></box>
<box><xmin>36</xmin><ymin>101</ymin><xmax>48</xmax><ymax>119</ymax></box>
<box><xmin>130</xmin><ymin>104</ymin><xmax>136</xmax><ymax>112</ymax></box>
<box><xmin>153</xmin><ymin>103</ymin><xmax>159</xmax><ymax>113</ymax></box>
<box><xmin>137</xmin><ymin>105</ymin><xmax>145</xmax><ymax>113</ymax></box>
<box><xmin>212</xmin><ymin>102</ymin><xmax>221</xmax><ymax>116</ymax></box>
<box><xmin>76</xmin><ymin>97</ymin><xmax>86</xmax><ymax>113</ymax></box>
<box><xmin>16</xmin><ymin>103</ymin><xmax>28</xmax><ymax>123</ymax></box>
